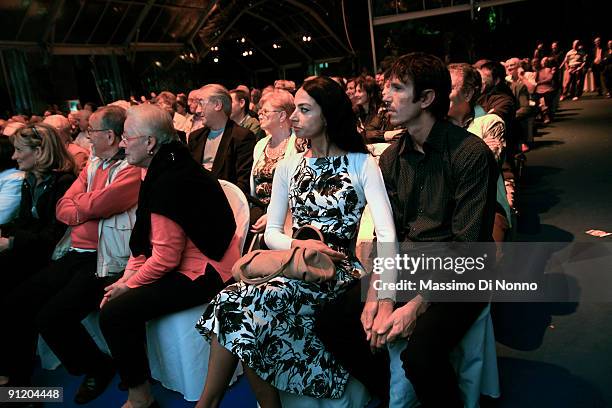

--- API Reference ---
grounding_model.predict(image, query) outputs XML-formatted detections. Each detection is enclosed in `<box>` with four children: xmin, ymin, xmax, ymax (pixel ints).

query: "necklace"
<box><xmin>265</xmin><ymin>137</ymin><xmax>289</xmax><ymax>159</ymax></box>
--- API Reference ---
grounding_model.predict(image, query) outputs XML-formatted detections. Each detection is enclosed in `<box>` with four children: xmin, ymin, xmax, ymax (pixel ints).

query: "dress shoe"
<box><xmin>74</xmin><ymin>365</ymin><xmax>116</xmax><ymax>404</ymax></box>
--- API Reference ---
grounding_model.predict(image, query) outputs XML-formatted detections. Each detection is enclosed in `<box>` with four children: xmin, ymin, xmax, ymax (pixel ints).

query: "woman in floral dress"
<box><xmin>195</xmin><ymin>77</ymin><xmax>397</xmax><ymax>407</ymax></box>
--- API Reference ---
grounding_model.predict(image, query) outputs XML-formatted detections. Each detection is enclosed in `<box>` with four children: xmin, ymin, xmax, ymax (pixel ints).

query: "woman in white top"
<box><xmin>249</xmin><ymin>89</ymin><xmax>303</xmax><ymax>234</ymax></box>
<box><xmin>0</xmin><ymin>137</ymin><xmax>23</xmax><ymax>224</ymax></box>
<box><xmin>195</xmin><ymin>77</ymin><xmax>397</xmax><ymax>407</ymax></box>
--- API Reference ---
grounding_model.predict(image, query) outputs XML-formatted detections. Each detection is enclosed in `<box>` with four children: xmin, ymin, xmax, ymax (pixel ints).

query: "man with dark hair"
<box><xmin>229</xmin><ymin>88</ymin><xmax>265</xmax><ymax>140</ymax></box>
<box><xmin>0</xmin><ymin>105</ymin><xmax>142</xmax><ymax>402</ymax></box>
<box><xmin>372</xmin><ymin>52</ymin><xmax>498</xmax><ymax>407</ymax></box>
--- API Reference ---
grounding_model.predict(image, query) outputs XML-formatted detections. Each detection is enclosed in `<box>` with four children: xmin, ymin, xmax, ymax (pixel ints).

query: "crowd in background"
<box><xmin>0</xmin><ymin>36</ymin><xmax>610</xmax><ymax>408</ymax></box>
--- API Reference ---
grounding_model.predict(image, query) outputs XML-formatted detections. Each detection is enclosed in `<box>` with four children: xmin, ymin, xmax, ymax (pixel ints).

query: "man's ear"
<box><xmin>463</xmin><ymin>88</ymin><xmax>475</xmax><ymax>105</ymax></box>
<box><xmin>213</xmin><ymin>100</ymin><xmax>223</xmax><ymax>112</ymax></box>
<box><xmin>239</xmin><ymin>98</ymin><xmax>247</xmax><ymax>110</ymax></box>
<box><xmin>420</xmin><ymin>89</ymin><xmax>436</xmax><ymax>110</ymax></box>
<box><xmin>108</xmin><ymin>130</ymin><xmax>117</xmax><ymax>145</ymax></box>
<box><xmin>147</xmin><ymin>135</ymin><xmax>158</xmax><ymax>152</ymax></box>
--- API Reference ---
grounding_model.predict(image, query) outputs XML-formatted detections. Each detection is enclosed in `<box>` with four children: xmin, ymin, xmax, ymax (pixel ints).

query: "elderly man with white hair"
<box><xmin>44</xmin><ymin>114</ymin><xmax>89</xmax><ymax>170</ymax></box>
<box><xmin>187</xmin><ymin>84</ymin><xmax>256</xmax><ymax>195</ymax></box>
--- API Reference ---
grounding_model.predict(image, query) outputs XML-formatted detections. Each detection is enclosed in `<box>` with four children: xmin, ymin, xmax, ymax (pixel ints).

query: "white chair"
<box><xmin>387</xmin><ymin>304</ymin><xmax>500</xmax><ymax>408</ymax></box>
<box><xmin>145</xmin><ymin>179</ymin><xmax>250</xmax><ymax>401</ymax></box>
<box><xmin>279</xmin><ymin>376</ymin><xmax>371</xmax><ymax>408</ymax></box>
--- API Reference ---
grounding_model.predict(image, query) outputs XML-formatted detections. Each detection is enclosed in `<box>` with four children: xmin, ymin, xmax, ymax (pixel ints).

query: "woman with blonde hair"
<box><xmin>0</xmin><ymin>123</ymin><xmax>76</xmax><ymax>299</ymax></box>
<box><xmin>249</xmin><ymin>89</ymin><xmax>303</xmax><ymax>237</ymax></box>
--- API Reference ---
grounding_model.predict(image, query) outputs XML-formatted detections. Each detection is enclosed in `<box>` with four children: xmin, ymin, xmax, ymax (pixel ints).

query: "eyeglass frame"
<box><xmin>86</xmin><ymin>127</ymin><xmax>111</xmax><ymax>137</ymax></box>
<box><xmin>120</xmin><ymin>134</ymin><xmax>150</xmax><ymax>143</ymax></box>
<box><xmin>258</xmin><ymin>109</ymin><xmax>284</xmax><ymax>117</ymax></box>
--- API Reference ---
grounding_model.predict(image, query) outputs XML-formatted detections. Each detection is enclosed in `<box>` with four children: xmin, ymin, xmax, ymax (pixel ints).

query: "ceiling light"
<box><xmin>213</xmin><ymin>57</ymin><xmax>219</xmax><ymax>63</ymax></box>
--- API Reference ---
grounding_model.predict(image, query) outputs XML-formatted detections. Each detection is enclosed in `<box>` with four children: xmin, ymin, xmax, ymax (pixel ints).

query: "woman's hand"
<box><xmin>368</xmin><ymin>300</ymin><xmax>394</xmax><ymax>351</ymax></box>
<box><xmin>291</xmin><ymin>239</ymin><xmax>346</xmax><ymax>262</ymax></box>
<box><xmin>100</xmin><ymin>280</ymin><xmax>131</xmax><ymax>308</ymax></box>
<box><xmin>250</xmin><ymin>214</ymin><xmax>268</xmax><ymax>233</ymax></box>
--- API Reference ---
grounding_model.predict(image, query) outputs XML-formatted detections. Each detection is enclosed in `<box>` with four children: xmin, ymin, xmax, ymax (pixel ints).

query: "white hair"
<box><xmin>126</xmin><ymin>104</ymin><xmax>178</xmax><ymax>145</ymax></box>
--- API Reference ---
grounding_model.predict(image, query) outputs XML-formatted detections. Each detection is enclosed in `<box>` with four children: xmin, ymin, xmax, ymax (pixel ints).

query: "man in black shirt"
<box><xmin>374</xmin><ymin>53</ymin><xmax>498</xmax><ymax>407</ymax></box>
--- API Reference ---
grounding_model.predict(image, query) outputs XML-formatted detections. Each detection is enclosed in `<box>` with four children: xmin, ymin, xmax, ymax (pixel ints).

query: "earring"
<box><xmin>148</xmin><ymin>149</ymin><xmax>154</xmax><ymax>156</ymax></box>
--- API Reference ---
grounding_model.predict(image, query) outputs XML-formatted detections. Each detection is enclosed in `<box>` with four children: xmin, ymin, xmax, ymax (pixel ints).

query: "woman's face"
<box><xmin>290</xmin><ymin>88</ymin><xmax>326</xmax><ymax>141</ymax></box>
<box><xmin>12</xmin><ymin>141</ymin><xmax>39</xmax><ymax>173</ymax></box>
<box><xmin>258</xmin><ymin>101</ymin><xmax>284</xmax><ymax>132</ymax></box>
<box><xmin>346</xmin><ymin>81</ymin><xmax>356</xmax><ymax>99</ymax></box>
<box><xmin>354</xmin><ymin>84</ymin><xmax>369</xmax><ymax>107</ymax></box>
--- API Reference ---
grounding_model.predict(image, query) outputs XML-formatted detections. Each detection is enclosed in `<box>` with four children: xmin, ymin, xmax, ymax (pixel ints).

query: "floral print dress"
<box><xmin>196</xmin><ymin>155</ymin><xmax>367</xmax><ymax>399</ymax></box>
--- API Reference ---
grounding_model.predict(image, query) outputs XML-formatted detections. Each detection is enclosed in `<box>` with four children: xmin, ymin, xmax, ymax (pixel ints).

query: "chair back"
<box><xmin>219</xmin><ymin>179</ymin><xmax>250</xmax><ymax>254</ymax></box>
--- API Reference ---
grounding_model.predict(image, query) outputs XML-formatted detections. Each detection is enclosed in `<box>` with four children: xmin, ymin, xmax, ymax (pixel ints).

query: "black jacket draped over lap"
<box><xmin>129</xmin><ymin>141</ymin><xmax>236</xmax><ymax>261</ymax></box>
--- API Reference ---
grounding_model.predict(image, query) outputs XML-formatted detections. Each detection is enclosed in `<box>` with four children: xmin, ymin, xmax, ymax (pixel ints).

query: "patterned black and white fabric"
<box><xmin>196</xmin><ymin>155</ymin><xmax>367</xmax><ymax>399</ymax></box>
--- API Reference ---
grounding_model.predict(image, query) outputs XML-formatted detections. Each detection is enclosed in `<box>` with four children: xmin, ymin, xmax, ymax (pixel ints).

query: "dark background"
<box><xmin>0</xmin><ymin>0</ymin><xmax>609</xmax><ymax>116</ymax></box>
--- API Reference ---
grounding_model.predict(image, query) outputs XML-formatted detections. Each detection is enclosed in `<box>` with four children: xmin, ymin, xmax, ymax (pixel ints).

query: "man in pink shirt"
<box><xmin>0</xmin><ymin>105</ymin><xmax>141</xmax><ymax>403</ymax></box>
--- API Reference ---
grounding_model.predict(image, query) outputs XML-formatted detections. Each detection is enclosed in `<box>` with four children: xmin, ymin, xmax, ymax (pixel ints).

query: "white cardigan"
<box><xmin>249</xmin><ymin>132</ymin><xmax>300</xmax><ymax>197</ymax></box>
<box><xmin>264</xmin><ymin>151</ymin><xmax>398</xmax><ymax>299</ymax></box>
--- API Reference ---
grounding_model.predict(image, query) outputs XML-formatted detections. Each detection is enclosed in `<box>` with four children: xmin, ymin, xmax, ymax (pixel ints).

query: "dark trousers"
<box><xmin>0</xmin><ymin>251</ymin><xmax>114</xmax><ymax>383</ymax></box>
<box><xmin>399</xmin><ymin>302</ymin><xmax>486</xmax><ymax>408</ymax></box>
<box><xmin>99</xmin><ymin>267</ymin><xmax>226</xmax><ymax>388</ymax></box>
<box><xmin>592</xmin><ymin>64</ymin><xmax>603</xmax><ymax>95</ymax></box>
<box><xmin>314</xmin><ymin>282</ymin><xmax>391</xmax><ymax>403</ymax></box>
<box><xmin>0</xmin><ymin>247</ymin><xmax>51</xmax><ymax>301</ymax></box>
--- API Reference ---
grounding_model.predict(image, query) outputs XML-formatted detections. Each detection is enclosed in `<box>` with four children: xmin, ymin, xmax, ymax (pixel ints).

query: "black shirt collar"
<box><xmin>398</xmin><ymin>120</ymin><xmax>447</xmax><ymax>155</ymax></box>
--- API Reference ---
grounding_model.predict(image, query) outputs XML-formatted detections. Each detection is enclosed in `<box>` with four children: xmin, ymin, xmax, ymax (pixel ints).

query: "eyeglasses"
<box><xmin>86</xmin><ymin>128</ymin><xmax>110</xmax><ymax>137</ymax></box>
<box><xmin>120</xmin><ymin>134</ymin><xmax>149</xmax><ymax>143</ymax></box>
<box><xmin>258</xmin><ymin>109</ymin><xmax>283</xmax><ymax>117</ymax></box>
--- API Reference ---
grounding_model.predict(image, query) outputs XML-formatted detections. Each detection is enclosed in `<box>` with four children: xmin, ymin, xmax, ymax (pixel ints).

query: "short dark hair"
<box><xmin>389</xmin><ymin>52</ymin><xmax>451</xmax><ymax>120</ymax></box>
<box><xmin>229</xmin><ymin>89</ymin><xmax>250</xmax><ymax>115</ymax></box>
<box><xmin>0</xmin><ymin>136</ymin><xmax>17</xmax><ymax>171</ymax></box>
<box><xmin>97</xmin><ymin>105</ymin><xmax>127</xmax><ymax>140</ymax></box>
<box><xmin>477</xmin><ymin>60</ymin><xmax>506</xmax><ymax>83</ymax></box>
<box><xmin>448</xmin><ymin>63</ymin><xmax>482</xmax><ymax>105</ymax></box>
<box><xmin>301</xmin><ymin>77</ymin><xmax>368</xmax><ymax>154</ymax></box>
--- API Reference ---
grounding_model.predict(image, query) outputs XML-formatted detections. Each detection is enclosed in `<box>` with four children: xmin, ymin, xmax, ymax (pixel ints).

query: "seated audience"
<box><xmin>194</xmin><ymin>76</ymin><xmax>397</xmax><ymax>408</ymax></box>
<box><xmin>373</xmin><ymin>53</ymin><xmax>497</xmax><ymax>407</ymax></box>
<box><xmin>0</xmin><ymin>107</ymin><xmax>140</xmax><ymax>400</ymax></box>
<box><xmin>229</xmin><ymin>88</ymin><xmax>266</xmax><ymax>140</ymax></box>
<box><xmin>187</xmin><ymin>84</ymin><xmax>256</xmax><ymax>195</ymax></box>
<box><xmin>248</xmin><ymin>89</ymin><xmax>302</xmax><ymax>242</ymax></box>
<box><xmin>448</xmin><ymin>63</ymin><xmax>512</xmax><ymax>255</ymax></box>
<box><xmin>74</xmin><ymin>109</ymin><xmax>93</xmax><ymax>151</ymax></box>
<box><xmin>0</xmin><ymin>137</ymin><xmax>24</xmax><ymax>224</ymax></box>
<box><xmin>354</xmin><ymin>75</ymin><xmax>390</xmax><ymax>143</ymax></box>
<box><xmin>0</xmin><ymin>124</ymin><xmax>76</xmax><ymax>301</ymax></box>
<box><xmin>44</xmin><ymin>114</ymin><xmax>89</xmax><ymax>170</ymax></box>
<box><xmin>99</xmin><ymin>104</ymin><xmax>239</xmax><ymax>408</ymax></box>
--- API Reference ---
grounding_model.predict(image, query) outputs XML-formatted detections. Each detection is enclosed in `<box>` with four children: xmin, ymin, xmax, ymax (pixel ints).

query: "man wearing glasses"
<box><xmin>187</xmin><ymin>84</ymin><xmax>256</xmax><ymax>195</ymax></box>
<box><xmin>2</xmin><ymin>105</ymin><xmax>142</xmax><ymax>403</ymax></box>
